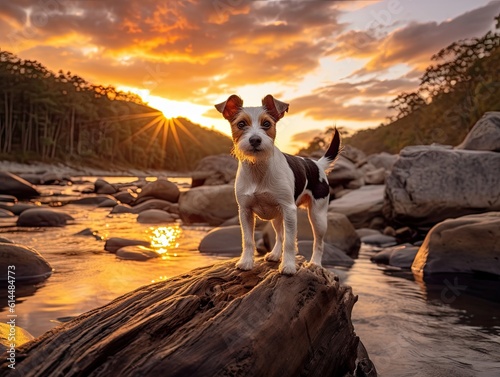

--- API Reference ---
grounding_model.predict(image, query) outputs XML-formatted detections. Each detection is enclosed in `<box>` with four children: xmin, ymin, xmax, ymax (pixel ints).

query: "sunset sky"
<box><xmin>2</xmin><ymin>0</ymin><xmax>499</xmax><ymax>153</ymax></box>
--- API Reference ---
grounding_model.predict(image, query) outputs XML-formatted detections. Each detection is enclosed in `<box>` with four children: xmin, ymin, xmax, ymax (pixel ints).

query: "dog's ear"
<box><xmin>215</xmin><ymin>95</ymin><xmax>243</xmax><ymax>121</ymax></box>
<box><xmin>262</xmin><ymin>95</ymin><xmax>289</xmax><ymax>121</ymax></box>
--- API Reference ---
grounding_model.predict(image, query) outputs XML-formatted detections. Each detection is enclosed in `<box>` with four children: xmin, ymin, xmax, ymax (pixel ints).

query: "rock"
<box><xmin>0</xmin><ymin>194</ymin><xmax>17</xmax><ymax>203</ymax></box>
<box><xmin>110</xmin><ymin>204</ymin><xmax>134</xmax><ymax>214</ymax></box>
<box><xmin>0</xmin><ymin>323</ymin><xmax>34</xmax><ymax>353</ymax></box>
<box><xmin>113</xmin><ymin>191</ymin><xmax>137</xmax><ymax>205</ymax></box>
<box><xmin>367</xmin><ymin>152</ymin><xmax>398</xmax><ymax>171</ymax></box>
<box><xmin>360</xmin><ymin>234</ymin><xmax>397</xmax><ymax>247</ymax></box>
<box><xmin>94</xmin><ymin>178</ymin><xmax>117</xmax><ymax>194</ymax></box>
<box><xmin>341</xmin><ymin>145</ymin><xmax>366</xmax><ymax>164</ymax></box>
<box><xmin>199</xmin><ymin>226</ymin><xmax>263</xmax><ymax>256</ymax></box>
<box><xmin>0</xmin><ymin>243</ymin><xmax>52</xmax><ymax>282</ymax></box>
<box><xmin>3</xmin><ymin>257</ymin><xmax>368</xmax><ymax>377</ymax></box>
<box><xmin>104</xmin><ymin>237</ymin><xmax>151</xmax><ymax>253</ymax></box>
<box><xmin>69</xmin><ymin>195</ymin><xmax>117</xmax><ymax>206</ymax></box>
<box><xmin>137</xmin><ymin>209</ymin><xmax>177</xmax><ymax>224</ymax></box>
<box><xmin>297</xmin><ymin>241</ymin><xmax>354</xmax><ymax>267</ymax></box>
<box><xmin>116</xmin><ymin>246</ymin><xmax>159</xmax><ymax>261</ymax></box>
<box><xmin>327</xmin><ymin>156</ymin><xmax>362</xmax><ymax>187</ymax></box>
<box><xmin>0</xmin><ymin>237</ymin><xmax>13</xmax><ymax>243</ymax></box>
<box><xmin>18</xmin><ymin>174</ymin><xmax>42</xmax><ymax>185</ymax></box>
<box><xmin>456</xmin><ymin>112</ymin><xmax>500</xmax><ymax>152</ymax></box>
<box><xmin>262</xmin><ymin>210</ymin><xmax>360</xmax><ymax>257</ymax></box>
<box><xmin>384</xmin><ymin>146</ymin><xmax>500</xmax><ymax>226</ymax></box>
<box><xmin>412</xmin><ymin>212</ymin><xmax>500</xmax><ymax>276</ymax></box>
<box><xmin>17</xmin><ymin>208</ymin><xmax>74</xmax><ymax>227</ymax></box>
<box><xmin>132</xmin><ymin>199</ymin><xmax>174</xmax><ymax>214</ymax></box>
<box><xmin>136</xmin><ymin>178</ymin><xmax>180</xmax><ymax>203</ymax></box>
<box><xmin>329</xmin><ymin>185</ymin><xmax>385</xmax><ymax>229</ymax></box>
<box><xmin>0</xmin><ymin>202</ymin><xmax>38</xmax><ymax>215</ymax></box>
<box><xmin>355</xmin><ymin>228</ymin><xmax>381</xmax><ymax>238</ymax></box>
<box><xmin>191</xmin><ymin>154</ymin><xmax>238</xmax><ymax>188</ymax></box>
<box><xmin>0</xmin><ymin>172</ymin><xmax>40</xmax><ymax>199</ymax></box>
<box><xmin>371</xmin><ymin>244</ymin><xmax>418</xmax><ymax>269</ymax></box>
<box><xmin>41</xmin><ymin>172</ymin><xmax>71</xmax><ymax>185</ymax></box>
<box><xmin>179</xmin><ymin>184</ymin><xmax>238</xmax><ymax>226</ymax></box>
<box><xmin>364</xmin><ymin>167</ymin><xmax>386</xmax><ymax>185</ymax></box>
<box><xmin>97</xmin><ymin>198</ymin><xmax>118</xmax><ymax>208</ymax></box>
<box><xmin>0</xmin><ymin>208</ymin><xmax>15</xmax><ymax>218</ymax></box>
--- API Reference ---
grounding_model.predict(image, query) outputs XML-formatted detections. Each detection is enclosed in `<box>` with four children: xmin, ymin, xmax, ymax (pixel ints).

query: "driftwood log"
<box><xmin>1</xmin><ymin>257</ymin><xmax>373</xmax><ymax>377</ymax></box>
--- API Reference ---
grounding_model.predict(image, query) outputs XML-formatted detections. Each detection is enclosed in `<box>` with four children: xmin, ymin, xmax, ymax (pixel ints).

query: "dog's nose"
<box><xmin>249</xmin><ymin>136</ymin><xmax>262</xmax><ymax>148</ymax></box>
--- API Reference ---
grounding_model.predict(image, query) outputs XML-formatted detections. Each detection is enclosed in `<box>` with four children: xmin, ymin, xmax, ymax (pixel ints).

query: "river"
<box><xmin>1</xmin><ymin>177</ymin><xmax>499</xmax><ymax>376</ymax></box>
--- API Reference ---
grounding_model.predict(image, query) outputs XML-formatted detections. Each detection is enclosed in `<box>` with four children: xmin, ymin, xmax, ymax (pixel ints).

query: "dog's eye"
<box><xmin>237</xmin><ymin>121</ymin><xmax>246</xmax><ymax>129</ymax></box>
<box><xmin>262</xmin><ymin>121</ymin><xmax>272</xmax><ymax>129</ymax></box>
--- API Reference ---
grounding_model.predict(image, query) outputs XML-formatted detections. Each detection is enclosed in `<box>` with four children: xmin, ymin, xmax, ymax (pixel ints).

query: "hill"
<box><xmin>0</xmin><ymin>50</ymin><xmax>232</xmax><ymax>171</ymax></box>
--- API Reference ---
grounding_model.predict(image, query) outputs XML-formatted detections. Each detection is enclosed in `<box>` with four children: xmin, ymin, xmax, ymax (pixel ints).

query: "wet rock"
<box><xmin>137</xmin><ymin>209</ymin><xmax>177</xmax><ymax>224</ymax></box>
<box><xmin>0</xmin><ymin>243</ymin><xmax>52</xmax><ymax>282</ymax></box>
<box><xmin>116</xmin><ymin>246</ymin><xmax>159</xmax><ymax>261</ymax></box>
<box><xmin>4</xmin><ymin>258</ymin><xmax>366</xmax><ymax>377</ymax></box>
<box><xmin>191</xmin><ymin>154</ymin><xmax>238</xmax><ymax>188</ymax></box>
<box><xmin>104</xmin><ymin>237</ymin><xmax>150</xmax><ymax>253</ymax></box>
<box><xmin>70</xmin><ymin>195</ymin><xmax>117</xmax><ymax>206</ymax></box>
<box><xmin>113</xmin><ymin>191</ymin><xmax>137</xmax><ymax>205</ymax></box>
<box><xmin>456</xmin><ymin>112</ymin><xmax>500</xmax><ymax>152</ymax></box>
<box><xmin>110</xmin><ymin>204</ymin><xmax>134</xmax><ymax>214</ymax></box>
<box><xmin>0</xmin><ymin>172</ymin><xmax>40</xmax><ymax>199</ymax></box>
<box><xmin>18</xmin><ymin>174</ymin><xmax>42</xmax><ymax>185</ymax></box>
<box><xmin>262</xmin><ymin>210</ymin><xmax>360</xmax><ymax>257</ymax></box>
<box><xmin>0</xmin><ymin>202</ymin><xmax>38</xmax><ymax>215</ymax></box>
<box><xmin>41</xmin><ymin>172</ymin><xmax>71</xmax><ymax>185</ymax></box>
<box><xmin>136</xmin><ymin>178</ymin><xmax>180</xmax><ymax>204</ymax></box>
<box><xmin>361</xmin><ymin>234</ymin><xmax>397</xmax><ymax>247</ymax></box>
<box><xmin>132</xmin><ymin>199</ymin><xmax>174</xmax><ymax>214</ymax></box>
<box><xmin>412</xmin><ymin>212</ymin><xmax>500</xmax><ymax>276</ymax></box>
<box><xmin>0</xmin><ymin>323</ymin><xmax>35</xmax><ymax>353</ymax></box>
<box><xmin>371</xmin><ymin>244</ymin><xmax>419</xmax><ymax>268</ymax></box>
<box><xmin>198</xmin><ymin>226</ymin><xmax>262</xmax><ymax>256</ymax></box>
<box><xmin>0</xmin><ymin>237</ymin><xmax>13</xmax><ymax>243</ymax></box>
<box><xmin>17</xmin><ymin>208</ymin><xmax>74</xmax><ymax>227</ymax></box>
<box><xmin>297</xmin><ymin>241</ymin><xmax>354</xmax><ymax>267</ymax></box>
<box><xmin>179</xmin><ymin>184</ymin><xmax>238</xmax><ymax>226</ymax></box>
<box><xmin>94</xmin><ymin>178</ymin><xmax>117</xmax><ymax>195</ymax></box>
<box><xmin>0</xmin><ymin>208</ymin><xmax>15</xmax><ymax>218</ymax></box>
<box><xmin>384</xmin><ymin>145</ymin><xmax>500</xmax><ymax>226</ymax></box>
<box><xmin>329</xmin><ymin>185</ymin><xmax>384</xmax><ymax>229</ymax></box>
<box><xmin>0</xmin><ymin>194</ymin><xmax>17</xmax><ymax>203</ymax></box>
<box><xmin>97</xmin><ymin>197</ymin><xmax>118</xmax><ymax>208</ymax></box>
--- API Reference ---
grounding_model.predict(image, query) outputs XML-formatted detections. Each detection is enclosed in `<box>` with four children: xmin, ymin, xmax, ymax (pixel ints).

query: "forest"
<box><xmin>0</xmin><ymin>51</ymin><xmax>232</xmax><ymax>171</ymax></box>
<box><xmin>302</xmin><ymin>14</ymin><xmax>500</xmax><ymax>155</ymax></box>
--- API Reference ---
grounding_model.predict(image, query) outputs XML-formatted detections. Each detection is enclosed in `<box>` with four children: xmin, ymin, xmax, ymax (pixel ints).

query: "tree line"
<box><xmin>0</xmin><ymin>50</ymin><xmax>232</xmax><ymax>171</ymax></box>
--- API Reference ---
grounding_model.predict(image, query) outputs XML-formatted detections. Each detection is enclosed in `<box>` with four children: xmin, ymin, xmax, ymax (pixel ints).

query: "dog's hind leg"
<box><xmin>265</xmin><ymin>215</ymin><xmax>283</xmax><ymax>262</ymax></box>
<box><xmin>307</xmin><ymin>197</ymin><xmax>329</xmax><ymax>266</ymax></box>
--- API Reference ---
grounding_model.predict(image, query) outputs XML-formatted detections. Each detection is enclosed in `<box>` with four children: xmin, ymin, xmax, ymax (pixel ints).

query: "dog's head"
<box><xmin>215</xmin><ymin>94</ymin><xmax>289</xmax><ymax>163</ymax></box>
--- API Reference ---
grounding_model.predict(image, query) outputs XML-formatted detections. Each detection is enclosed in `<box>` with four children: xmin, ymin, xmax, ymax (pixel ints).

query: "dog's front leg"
<box><xmin>280</xmin><ymin>204</ymin><xmax>298</xmax><ymax>275</ymax></box>
<box><xmin>236</xmin><ymin>207</ymin><xmax>255</xmax><ymax>271</ymax></box>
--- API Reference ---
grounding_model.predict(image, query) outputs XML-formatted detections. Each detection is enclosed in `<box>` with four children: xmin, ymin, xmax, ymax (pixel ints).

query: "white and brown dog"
<box><xmin>215</xmin><ymin>94</ymin><xmax>340</xmax><ymax>275</ymax></box>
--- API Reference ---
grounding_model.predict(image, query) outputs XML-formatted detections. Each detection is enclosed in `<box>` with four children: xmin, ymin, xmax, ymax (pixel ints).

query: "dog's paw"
<box><xmin>265</xmin><ymin>252</ymin><xmax>280</xmax><ymax>262</ymax></box>
<box><xmin>236</xmin><ymin>259</ymin><xmax>254</xmax><ymax>271</ymax></box>
<box><xmin>279</xmin><ymin>263</ymin><xmax>296</xmax><ymax>275</ymax></box>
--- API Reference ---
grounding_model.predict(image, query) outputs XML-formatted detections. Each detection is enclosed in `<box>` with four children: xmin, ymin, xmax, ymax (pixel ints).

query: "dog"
<box><xmin>215</xmin><ymin>94</ymin><xmax>340</xmax><ymax>275</ymax></box>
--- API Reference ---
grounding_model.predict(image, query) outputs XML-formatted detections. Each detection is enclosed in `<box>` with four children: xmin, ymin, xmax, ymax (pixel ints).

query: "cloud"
<box><xmin>289</xmin><ymin>129</ymin><xmax>323</xmax><ymax>144</ymax></box>
<box><xmin>350</xmin><ymin>1</ymin><xmax>500</xmax><ymax>75</ymax></box>
<box><xmin>290</xmin><ymin>77</ymin><xmax>417</xmax><ymax>121</ymax></box>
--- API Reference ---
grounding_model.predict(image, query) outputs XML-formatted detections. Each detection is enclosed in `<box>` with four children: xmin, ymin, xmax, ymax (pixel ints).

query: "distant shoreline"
<box><xmin>0</xmin><ymin>160</ymin><xmax>189</xmax><ymax>178</ymax></box>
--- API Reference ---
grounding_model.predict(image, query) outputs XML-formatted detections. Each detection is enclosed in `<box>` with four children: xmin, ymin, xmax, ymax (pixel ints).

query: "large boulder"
<box><xmin>412</xmin><ymin>212</ymin><xmax>500</xmax><ymax>276</ymax></box>
<box><xmin>0</xmin><ymin>243</ymin><xmax>52</xmax><ymax>282</ymax></box>
<box><xmin>262</xmin><ymin>210</ymin><xmax>360</xmax><ymax>257</ymax></box>
<box><xmin>179</xmin><ymin>184</ymin><xmax>238</xmax><ymax>226</ymax></box>
<box><xmin>329</xmin><ymin>185</ymin><xmax>385</xmax><ymax>229</ymax></box>
<box><xmin>17</xmin><ymin>208</ymin><xmax>73</xmax><ymax>227</ymax></box>
<box><xmin>191</xmin><ymin>154</ymin><xmax>238</xmax><ymax>188</ymax></box>
<box><xmin>2</xmin><ymin>258</ymin><xmax>370</xmax><ymax>377</ymax></box>
<box><xmin>0</xmin><ymin>172</ymin><xmax>40</xmax><ymax>199</ymax></box>
<box><xmin>136</xmin><ymin>178</ymin><xmax>180</xmax><ymax>203</ymax></box>
<box><xmin>456</xmin><ymin>112</ymin><xmax>500</xmax><ymax>152</ymax></box>
<box><xmin>384</xmin><ymin>145</ymin><xmax>500</xmax><ymax>226</ymax></box>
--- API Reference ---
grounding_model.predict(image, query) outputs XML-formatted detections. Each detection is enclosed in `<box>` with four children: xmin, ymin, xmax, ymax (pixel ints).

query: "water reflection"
<box><xmin>149</xmin><ymin>225</ymin><xmax>182</xmax><ymax>259</ymax></box>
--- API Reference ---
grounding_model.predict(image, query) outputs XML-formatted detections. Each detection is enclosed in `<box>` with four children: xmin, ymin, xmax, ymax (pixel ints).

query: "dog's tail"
<box><xmin>317</xmin><ymin>128</ymin><xmax>341</xmax><ymax>172</ymax></box>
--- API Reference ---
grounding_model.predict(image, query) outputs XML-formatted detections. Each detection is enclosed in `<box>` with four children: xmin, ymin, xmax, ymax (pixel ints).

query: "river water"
<box><xmin>1</xmin><ymin>177</ymin><xmax>499</xmax><ymax>376</ymax></box>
